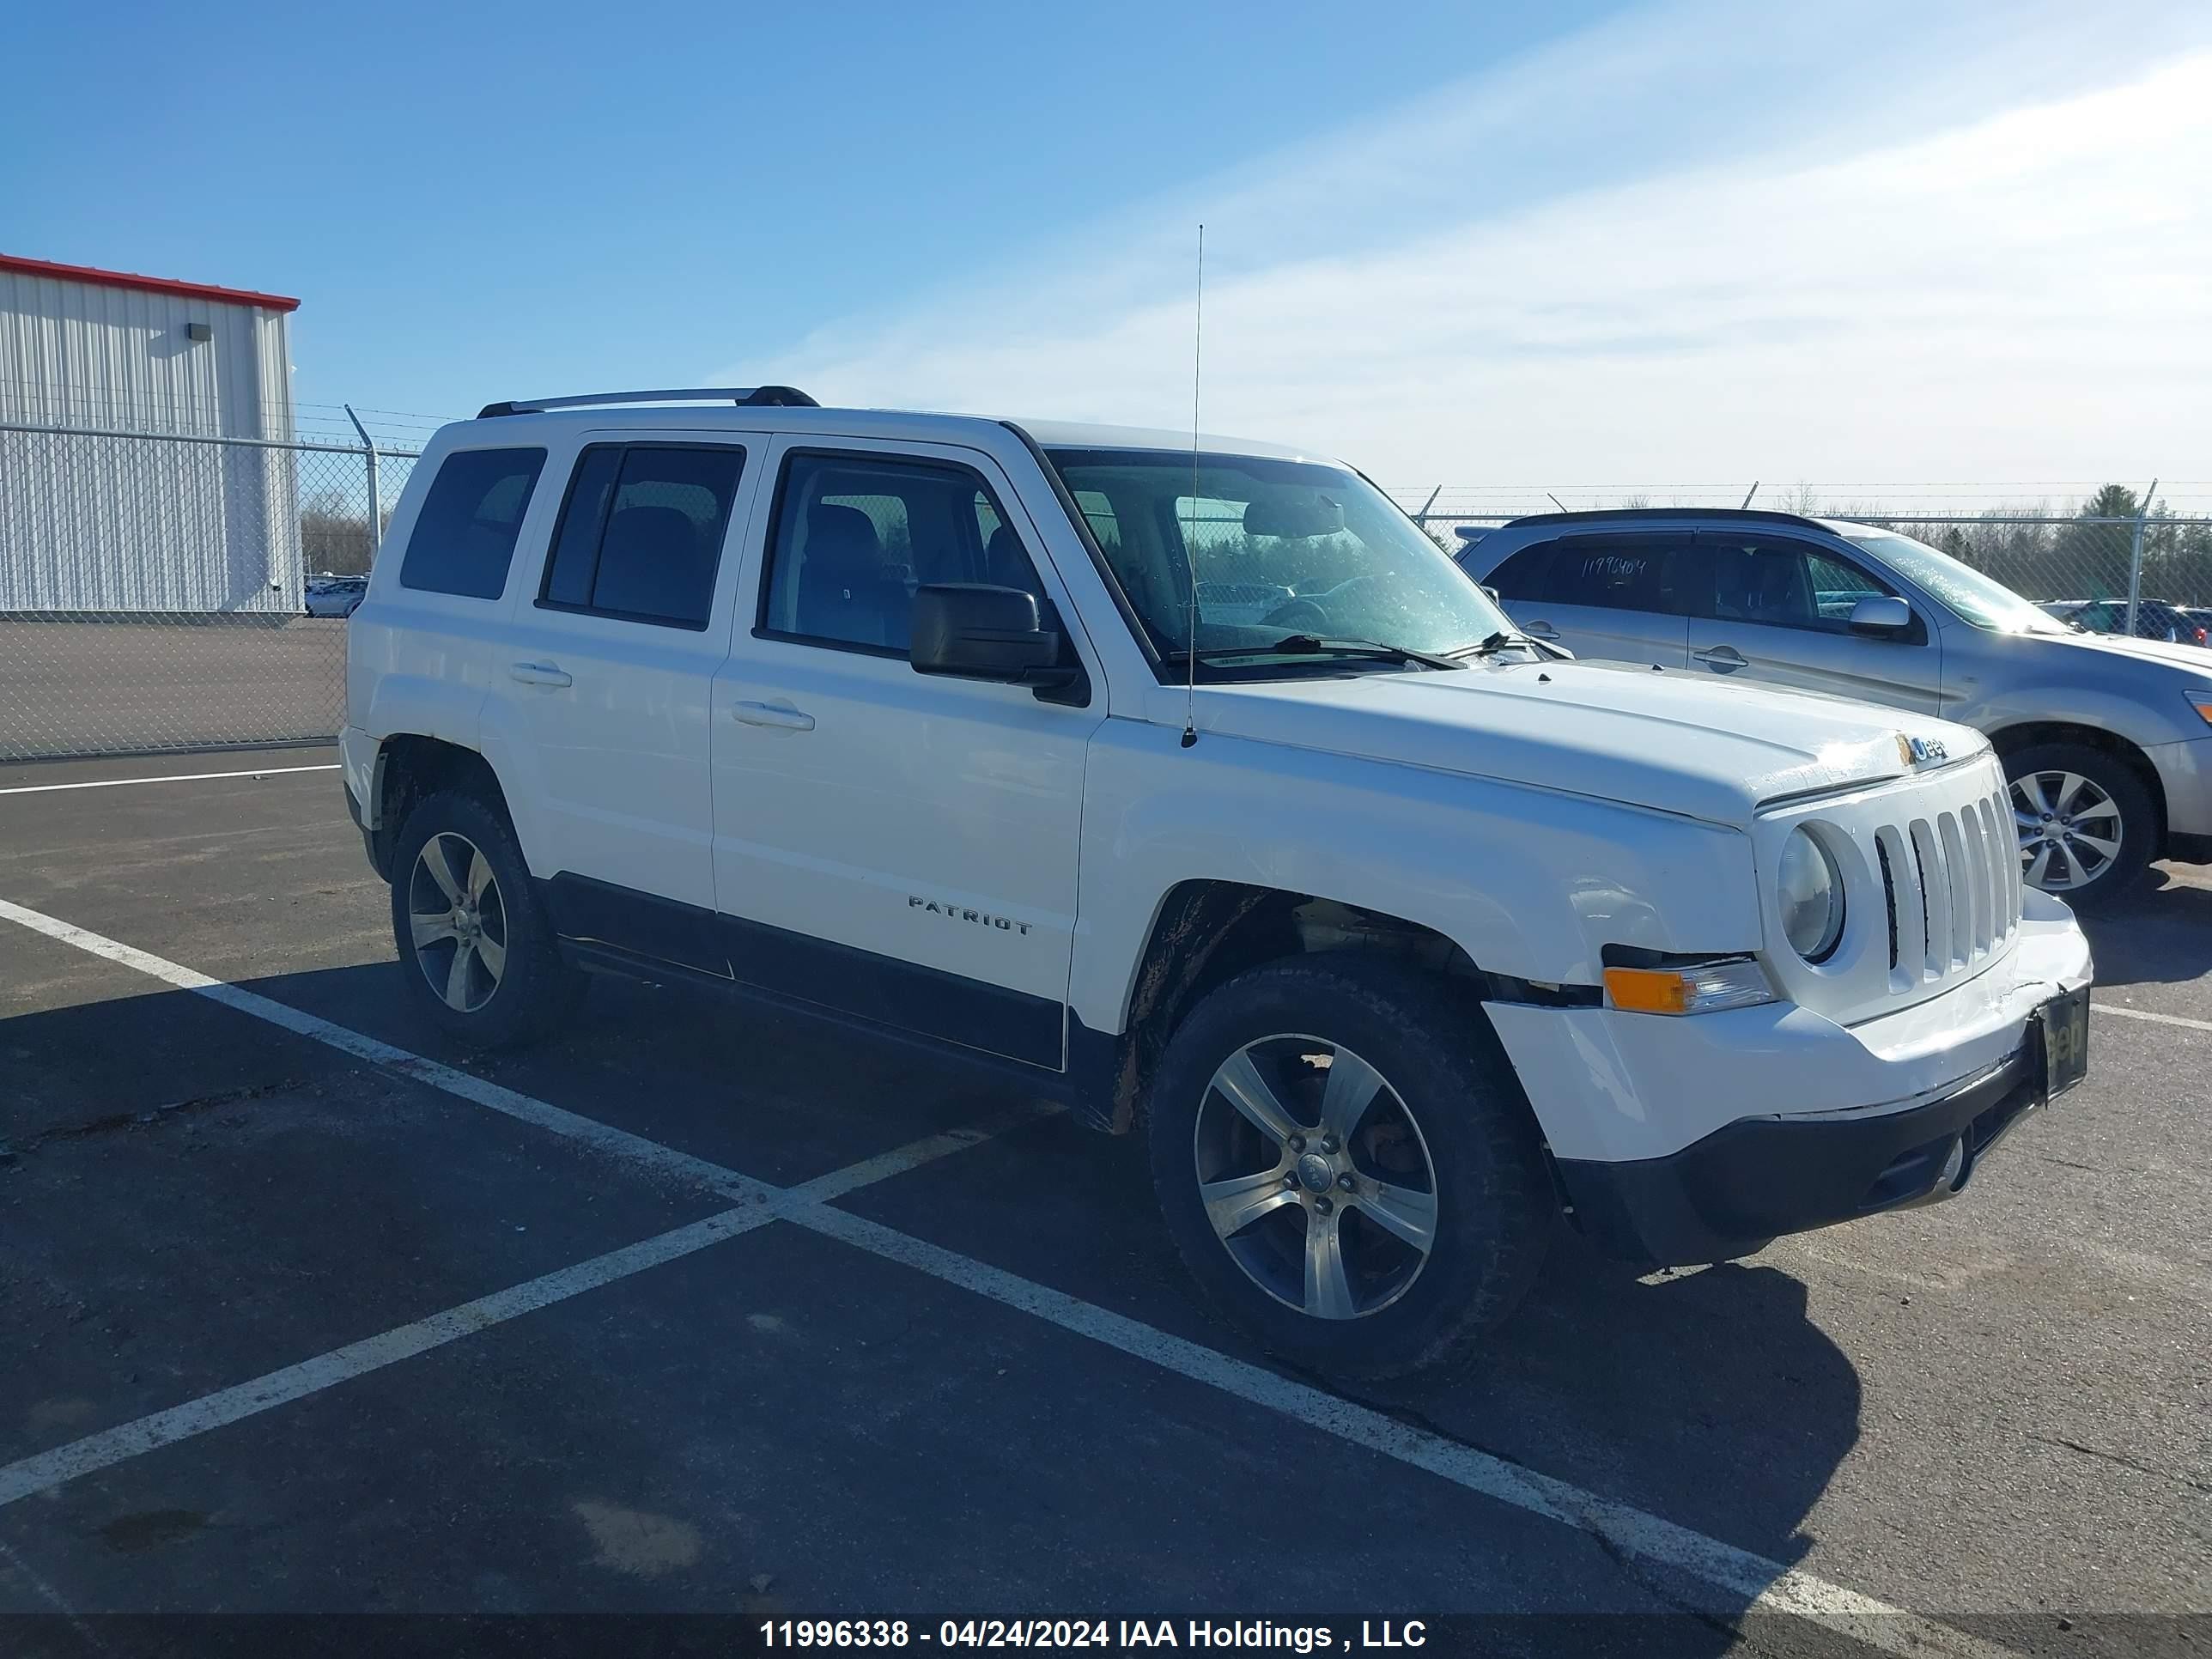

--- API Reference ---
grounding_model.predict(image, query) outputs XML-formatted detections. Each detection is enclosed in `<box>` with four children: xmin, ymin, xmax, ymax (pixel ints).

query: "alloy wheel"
<box><xmin>2012</xmin><ymin>770</ymin><xmax>2122</xmax><ymax>891</ymax></box>
<box><xmin>405</xmin><ymin>831</ymin><xmax>508</xmax><ymax>1013</ymax></box>
<box><xmin>1192</xmin><ymin>1034</ymin><xmax>1439</xmax><ymax>1320</ymax></box>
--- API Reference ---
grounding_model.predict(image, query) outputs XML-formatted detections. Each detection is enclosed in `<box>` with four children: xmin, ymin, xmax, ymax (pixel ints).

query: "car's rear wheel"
<box><xmin>2005</xmin><ymin>742</ymin><xmax>2154</xmax><ymax>911</ymax></box>
<box><xmin>1146</xmin><ymin>957</ymin><xmax>1553</xmax><ymax>1379</ymax></box>
<box><xmin>389</xmin><ymin>788</ymin><xmax>580</xmax><ymax>1048</ymax></box>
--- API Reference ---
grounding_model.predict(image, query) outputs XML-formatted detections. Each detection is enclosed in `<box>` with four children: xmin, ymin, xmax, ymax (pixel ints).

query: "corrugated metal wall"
<box><xmin>0</xmin><ymin>271</ymin><xmax>301</xmax><ymax>612</ymax></box>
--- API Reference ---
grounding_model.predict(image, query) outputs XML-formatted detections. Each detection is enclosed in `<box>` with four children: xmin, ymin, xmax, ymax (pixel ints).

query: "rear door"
<box><xmin>1485</xmin><ymin>532</ymin><xmax>1697</xmax><ymax>665</ymax></box>
<box><xmin>1686</xmin><ymin>532</ymin><xmax>1940</xmax><ymax>712</ymax></box>
<box><xmin>489</xmin><ymin>431</ymin><xmax>766</xmax><ymax>971</ymax></box>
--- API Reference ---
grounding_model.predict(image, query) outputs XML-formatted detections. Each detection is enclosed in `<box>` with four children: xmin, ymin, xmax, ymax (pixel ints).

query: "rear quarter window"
<box><xmin>1484</xmin><ymin>543</ymin><xmax>1555</xmax><ymax>600</ymax></box>
<box><xmin>398</xmin><ymin>447</ymin><xmax>548</xmax><ymax>599</ymax></box>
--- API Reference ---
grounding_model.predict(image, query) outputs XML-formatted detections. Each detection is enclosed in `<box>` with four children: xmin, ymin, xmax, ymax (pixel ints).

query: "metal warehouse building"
<box><xmin>0</xmin><ymin>253</ymin><xmax>303</xmax><ymax>612</ymax></box>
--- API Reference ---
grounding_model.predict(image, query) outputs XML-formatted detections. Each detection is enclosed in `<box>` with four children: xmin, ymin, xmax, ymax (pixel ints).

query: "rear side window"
<box><xmin>1496</xmin><ymin>535</ymin><xmax>1694</xmax><ymax>614</ymax></box>
<box><xmin>538</xmin><ymin>444</ymin><xmax>746</xmax><ymax>629</ymax></box>
<box><xmin>399</xmin><ymin>447</ymin><xmax>547</xmax><ymax>599</ymax></box>
<box><xmin>1550</xmin><ymin>535</ymin><xmax>1695</xmax><ymax>613</ymax></box>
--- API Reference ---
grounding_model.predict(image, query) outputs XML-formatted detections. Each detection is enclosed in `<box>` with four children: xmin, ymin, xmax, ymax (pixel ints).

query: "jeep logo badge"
<box><xmin>1895</xmin><ymin>733</ymin><xmax>1949</xmax><ymax>768</ymax></box>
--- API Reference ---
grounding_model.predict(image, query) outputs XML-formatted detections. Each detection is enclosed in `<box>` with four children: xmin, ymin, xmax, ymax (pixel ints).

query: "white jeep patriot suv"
<box><xmin>343</xmin><ymin>387</ymin><xmax>2093</xmax><ymax>1377</ymax></box>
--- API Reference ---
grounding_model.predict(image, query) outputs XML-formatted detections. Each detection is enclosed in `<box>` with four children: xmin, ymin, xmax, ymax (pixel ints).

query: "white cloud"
<box><xmin>726</xmin><ymin>2</ymin><xmax>2212</xmax><ymax>488</ymax></box>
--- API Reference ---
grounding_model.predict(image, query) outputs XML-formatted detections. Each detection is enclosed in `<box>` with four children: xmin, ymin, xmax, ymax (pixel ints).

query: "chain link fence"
<box><xmin>3</xmin><ymin>432</ymin><xmax>2209</xmax><ymax>763</ymax></box>
<box><xmin>0</xmin><ymin>422</ymin><xmax>419</xmax><ymax>761</ymax></box>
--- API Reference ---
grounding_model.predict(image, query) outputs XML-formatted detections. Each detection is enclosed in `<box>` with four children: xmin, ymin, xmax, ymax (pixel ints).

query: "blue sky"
<box><xmin>6</xmin><ymin>0</ymin><xmax>2209</xmax><ymax>487</ymax></box>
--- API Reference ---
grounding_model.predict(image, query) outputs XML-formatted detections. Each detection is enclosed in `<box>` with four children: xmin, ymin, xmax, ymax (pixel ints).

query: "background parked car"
<box><xmin>1458</xmin><ymin>507</ymin><xmax>2212</xmax><ymax>908</ymax></box>
<box><xmin>305</xmin><ymin>574</ymin><xmax>368</xmax><ymax>618</ymax></box>
<box><xmin>2039</xmin><ymin>599</ymin><xmax>2208</xmax><ymax>646</ymax></box>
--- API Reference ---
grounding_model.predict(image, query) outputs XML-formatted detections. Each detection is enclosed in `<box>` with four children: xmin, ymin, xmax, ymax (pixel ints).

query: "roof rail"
<box><xmin>476</xmin><ymin>386</ymin><xmax>819</xmax><ymax>419</ymax></box>
<box><xmin>1500</xmin><ymin>506</ymin><xmax>1829</xmax><ymax>532</ymax></box>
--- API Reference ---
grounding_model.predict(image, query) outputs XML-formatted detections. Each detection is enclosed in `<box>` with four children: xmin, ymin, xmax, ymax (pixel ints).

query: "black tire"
<box><xmin>1146</xmin><ymin>956</ymin><xmax>1553</xmax><ymax>1380</ymax></box>
<box><xmin>2004</xmin><ymin>742</ymin><xmax>2155</xmax><ymax>912</ymax></box>
<box><xmin>387</xmin><ymin>787</ymin><xmax>581</xmax><ymax>1048</ymax></box>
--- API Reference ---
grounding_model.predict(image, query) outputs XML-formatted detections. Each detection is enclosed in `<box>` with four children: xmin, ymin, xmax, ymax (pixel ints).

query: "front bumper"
<box><xmin>1486</xmin><ymin>891</ymin><xmax>2092</xmax><ymax>1263</ymax></box>
<box><xmin>1554</xmin><ymin>1045</ymin><xmax>2045</xmax><ymax>1265</ymax></box>
<box><xmin>2147</xmin><ymin>732</ymin><xmax>2212</xmax><ymax>843</ymax></box>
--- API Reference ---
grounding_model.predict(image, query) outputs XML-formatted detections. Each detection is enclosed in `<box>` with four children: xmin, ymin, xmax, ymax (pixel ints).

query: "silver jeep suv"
<box><xmin>1459</xmin><ymin>507</ymin><xmax>2212</xmax><ymax>908</ymax></box>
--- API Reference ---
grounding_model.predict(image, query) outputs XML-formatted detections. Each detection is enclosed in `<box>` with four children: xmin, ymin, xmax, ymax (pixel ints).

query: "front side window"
<box><xmin>399</xmin><ymin>447</ymin><xmax>547</xmax><ymax>599</ymax></box>
<box><xmin>759</xmin><ymin>452</ymin><xmax>1048</xmax><ymax>655</ymax></box>
<box><xmin>538</xmin><ymin>444</ymin><xmax>745</xmax><ymax>629</ymax></box>
<box><xmin>1044</xmin><ymin>448</ymin><xmax>1510</xmax><ymax>676</ymax></box>
<box><xmin>1711</xmin><ymin>538</ymin><xmax>1894</xmax><ymax>634</ymax></box>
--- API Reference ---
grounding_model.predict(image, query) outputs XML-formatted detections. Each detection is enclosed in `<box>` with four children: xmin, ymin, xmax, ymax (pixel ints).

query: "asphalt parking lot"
<box><xmin>1</xmin><ymin>750</ymin><xmax>2205</xmax><ymax>1656</ymax></box>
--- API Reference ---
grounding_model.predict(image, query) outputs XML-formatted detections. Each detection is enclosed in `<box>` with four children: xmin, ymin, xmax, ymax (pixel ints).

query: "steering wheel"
<box><xmin>1262</xmin><ymin>597</ymin><xmax>1328</xmax><ymax>631</ymax></box>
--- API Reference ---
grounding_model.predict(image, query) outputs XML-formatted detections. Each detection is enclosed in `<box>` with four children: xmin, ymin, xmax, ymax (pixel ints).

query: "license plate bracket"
<box><xmin>2034</xmin><ymin>986</ymin><xmax>2090</xmax><ymax>1103</ymax></box>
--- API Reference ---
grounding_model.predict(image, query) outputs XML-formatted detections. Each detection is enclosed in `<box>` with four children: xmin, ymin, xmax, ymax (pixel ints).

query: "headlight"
<box><xmin>1778</xmin><ymin>828</ymin><xmax>1844</xmax><ymax>962</ymax></box>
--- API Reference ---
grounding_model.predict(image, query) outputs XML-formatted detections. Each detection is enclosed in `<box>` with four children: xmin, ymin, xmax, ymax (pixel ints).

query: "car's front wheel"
<box><xmin>389</xmin><ymin>788</ymin><xmax>580</xmax><ymax>1048</ymax></box>
<box><xmin>1146</xmin><ymin>957</ymin><xmax>1553</xmax><ymax>1379</ymax></box>
<box><xmin>2006</xmin><ymin>742</ymin><xmax>2154</xmax><ymax>911</ymax></box>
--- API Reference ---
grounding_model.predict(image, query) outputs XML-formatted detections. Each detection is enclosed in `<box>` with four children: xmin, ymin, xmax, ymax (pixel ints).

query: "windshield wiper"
<box><xmin>1258</xmin><ymin>635</ymin><xmax>1464</xmax><ymax>670</ymax></box>
<box><xmin>1448</xmin><ymin>629</ymin><xmax>1567</xmax><ymax>661</ymax></box>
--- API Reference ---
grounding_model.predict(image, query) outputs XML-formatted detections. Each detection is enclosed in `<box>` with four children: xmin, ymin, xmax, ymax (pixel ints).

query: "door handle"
<box><xmin>1521</xmin><ymin>620</ymin><xmax>1560</xmax><ymax>641</ymax></box>
<box><xmin>509</xmin><ymin>661</ymin><xmax>573</xmax><ymax>688</ymax></box>
<box><xmin>732</xmin><ymin>700</ymin><xmax>815</xmax><ymax>732</ymax></box>
<box><xmin>1692</xmin><ymin>645</ymin><xmax>1747</xmax><ymax>671</ymax></box>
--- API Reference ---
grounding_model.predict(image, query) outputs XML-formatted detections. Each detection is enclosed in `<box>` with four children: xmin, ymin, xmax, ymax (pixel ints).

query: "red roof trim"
<box><xmin>0</xmin><ymin>253</ymin><xmax>301</xmax><ymax>313</ymax></box>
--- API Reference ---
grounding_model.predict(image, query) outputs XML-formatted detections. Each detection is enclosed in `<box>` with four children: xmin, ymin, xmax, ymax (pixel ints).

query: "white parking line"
<box><xmin>793</xmin><ymin>1206</ymin><xmax>2008</xmax><ymax>1659</ymax></box>
<box><xmin>0</xmin><ymin>895</ymin><xmax>777</xmax><ymax>1200</ymax></box>
<box><xmin>0</xmin><ymin>896</ymin><xmax>2003</xmax><ymax>1653</ymax></box>
<box><xmin>0</xmin><ymin>1207</ymin><xmax>766</xmax><ymax>1510</ymax></box>
<box><xmin>0</xmin><ymin>763</ymin><xmax>338</xmax><ymax>797</ymax></box>
<box><xmin>2094</xmin><ymin>1000</ymin><xmax>2212</xmax><ymax>1035</ymax></box>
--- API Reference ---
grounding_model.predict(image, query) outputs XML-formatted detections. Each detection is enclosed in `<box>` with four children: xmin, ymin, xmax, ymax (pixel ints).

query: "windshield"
<box><xmin>1045</xmin><ymin>447</ymin><xmax>1512</xmax><ymax>674</ymax></box>
<box><xmin>1840</xmin><ymin>530</ymin><xmax>2055</xmax><ymax>632</ymax></box>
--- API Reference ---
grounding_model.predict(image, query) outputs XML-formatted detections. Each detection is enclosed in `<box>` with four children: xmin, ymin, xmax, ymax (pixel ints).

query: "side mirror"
<box><xmin>911</xmin><ymin>584</ymin><xmax>1077</xmax><ymax>688</ymax></box>
<box><xmin>1849</xmin><ymin>594</ymin><xmax>1913</xmax><ymax>637</ymax></box>
<box><xmin>1480</xmin><ymin>584</ymin><xmax>1502</xmax><ymax>605</ymax></box>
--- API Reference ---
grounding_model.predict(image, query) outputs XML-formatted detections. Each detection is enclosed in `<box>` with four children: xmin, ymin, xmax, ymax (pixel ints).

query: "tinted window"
<box><xmin>538</xmin><ymin>444</ymin><xmax>744</xmax><ymax>629</ymax></box>
<box><xmin>760</xmin><ymin>452</ymin><xmax>1044</xmax><ymax>655</ymax></box>
<box><xmin>543</xmin><ymin>447</ymin><xmax>620</xmax><ymax>609</ymax></box>
<box><xmin>1485</xmin><ymin>544</ymin><xmax>1555</xmax><ymax>601</ymax></box>
<box><xmin>1528</xmin><ymin>535</ymin><xmax>1695</xmax><ymax>614</ymax></box>
<box><xmin>1711</xmin><ymin>538</ymin><xmax>1894</xmax><ymax>633</ymax></box>
<box><xmin>399</xmin><ymin>447</ymin><xmax>546</xmax><ymax>599</ymax></box>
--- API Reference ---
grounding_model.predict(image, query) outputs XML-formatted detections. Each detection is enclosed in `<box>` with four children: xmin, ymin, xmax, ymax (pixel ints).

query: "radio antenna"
<box><xmin>1180</xmin><ymin>225</ymin><xmax>1205</xmax><ymax>749</ymax></box>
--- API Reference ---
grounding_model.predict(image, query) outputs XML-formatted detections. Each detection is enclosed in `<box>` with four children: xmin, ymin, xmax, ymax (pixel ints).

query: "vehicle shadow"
<box><xmin>2076</xmin><ymin>865</ymin><xmax>2212</xmax><ymax>989</ymax></box>
<box><xmin>0</xmin><ymin>958</ymin><xmax>1859</xmax><ymax>1650</ymax></box>
<box><xmin>1337</xmin><ymin>1233</ymin><xmax>1857</xmax><ymax>1644</ymax></box>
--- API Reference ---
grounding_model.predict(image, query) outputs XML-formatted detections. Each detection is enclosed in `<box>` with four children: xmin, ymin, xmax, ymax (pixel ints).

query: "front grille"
<box><xmin>1868</xmin><ymin>786</ymin><xmax>2021</xmax><ymax>991</ymax></box>
<box><xmin>1876</xmin><ymin>836</ymin><xmax>1899</xmax><ymax>970</ymax></box>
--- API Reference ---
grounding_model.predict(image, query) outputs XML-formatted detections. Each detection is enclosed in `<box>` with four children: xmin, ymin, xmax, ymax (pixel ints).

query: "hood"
<box><xmin>2028</xmin><ymin>628</ymin><xmax>2212</xmax><ymax>674</ymax></box>
<box><xmin>1174</xmin><ymin>659</ymin><xmax>1984</xmax><ymax>827</ymax></box>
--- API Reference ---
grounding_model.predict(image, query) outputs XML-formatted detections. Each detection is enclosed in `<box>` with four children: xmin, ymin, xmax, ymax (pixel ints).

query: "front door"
<box><xmin>1686</xmin><ymin>532</ymin><xmax>1941</xmax><ymax>713</ymax></box>
<box><xmin>709</xmin><ymin>436</ymin><xmax>1102</xmax><ymax>1067</ymax></box>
